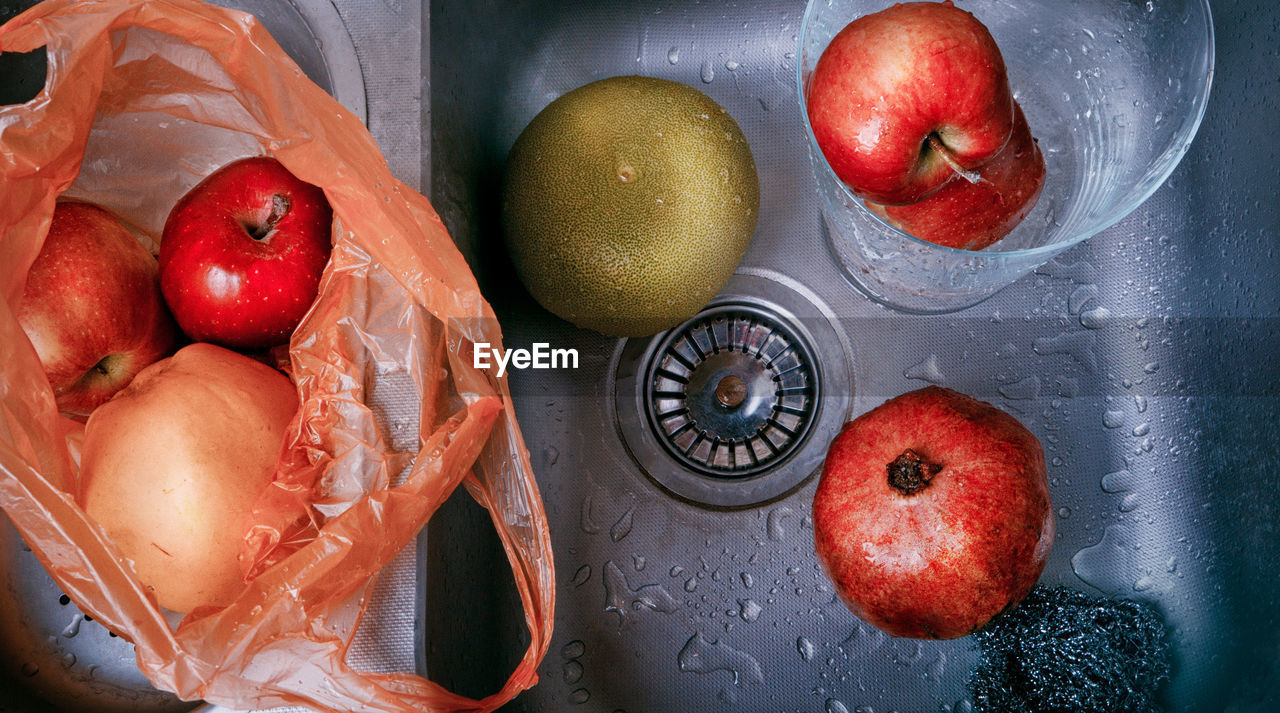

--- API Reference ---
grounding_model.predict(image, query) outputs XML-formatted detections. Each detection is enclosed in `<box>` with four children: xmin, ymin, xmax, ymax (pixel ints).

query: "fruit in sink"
<box><xmin>813</xmin><ymin>386</ymin><xmax>1053</xmax><ymax>639</ymax></box>
<box><xmin>805</xmin><ymin>1</ymin><xmax>1043</xmax><ymax>249</ymax></box>
<box><xmin>79</xmin><ymin>343</ymin><xmax>298</xmax><ymax>613</ymax></box>
<box><xmin>866</xmin><ymin>103</ymin><xmax>1045</xmax><ymax>250</ymax></box>
<box><xmin>16</xmin><ymin>201</ymin><xmax>177</xmax><ymax>420</ymax></box>
<box><xmin>160</xmin><ymin>156</ymin><xmax>333</xmax><ymax>351</ymax></box>
<box><xmin>502</xmin><ymin>75</ymin><xmax>759</xmax><ymax>337</ymax></box>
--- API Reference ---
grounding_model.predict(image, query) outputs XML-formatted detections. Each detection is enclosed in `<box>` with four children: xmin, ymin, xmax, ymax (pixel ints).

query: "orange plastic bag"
<box><xmin>0</xmin><ymin>1</ymin><xmax>554</xmax><ymax>711</ymax></box>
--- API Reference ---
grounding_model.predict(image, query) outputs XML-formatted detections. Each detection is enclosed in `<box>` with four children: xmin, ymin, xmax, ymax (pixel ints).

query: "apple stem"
<box><xmin>887</xmin><ymin>449</ymin><xmax>942</xmax><ymax>495</ymax></box>
<box><xmin>927</xmin><ymin>134</ymin><xmax>982</xmax><ymax>184</ymax></box>
<box><xmin>250</xmin><ymin>194</ymin><xmax>291</xmax><ymax>240</ymax></box>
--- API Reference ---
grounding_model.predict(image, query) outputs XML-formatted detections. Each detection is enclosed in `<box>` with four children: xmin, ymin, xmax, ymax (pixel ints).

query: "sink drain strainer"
<box><xmin>645</xmin><ymin>305</ymin><xmax>818</xmax><ymax>478</ymax></box>
<box><xmin>613</xmin><ymin>274</ymin><xmax>852</xmax><ymax>509</ymax></box>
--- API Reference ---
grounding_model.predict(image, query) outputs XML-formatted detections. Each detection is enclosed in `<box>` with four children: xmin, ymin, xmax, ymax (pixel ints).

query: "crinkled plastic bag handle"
<box><xmin>0</xmin><ymin>1</ymin><xmax>554</xmax><ymax>711</ymax></box>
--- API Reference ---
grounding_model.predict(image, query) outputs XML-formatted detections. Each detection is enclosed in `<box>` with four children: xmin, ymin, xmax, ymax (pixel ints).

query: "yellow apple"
<box><xmin>79</xmin><ymin>343</ymin><xmax>298</xmax><ymax>613</ymax></box>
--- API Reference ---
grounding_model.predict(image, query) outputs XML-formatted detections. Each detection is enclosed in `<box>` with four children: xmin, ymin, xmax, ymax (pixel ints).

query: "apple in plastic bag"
<box><xmin>16</xmin><ymin>201</ymin><xmax>177</xmax><ymax>420</ymax></box>
<box><xmin>79</xmin><ymin>343</ymin><xmax>298</xmax><ymax>613</ymax></box>
<box><xmin>159</xmin><ymin>157</ymin><xmax>333</xmax><ymax>351</ymax></box>
<box><xmin>813</xmin><ymin>386</ymin><xmax>1053</xmax><ymax>639</ymax></box>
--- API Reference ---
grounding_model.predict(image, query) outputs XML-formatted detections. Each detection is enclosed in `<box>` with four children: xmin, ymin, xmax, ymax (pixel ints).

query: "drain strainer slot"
<box><xmin>613</xmin><ymin>272</ymin><xmax>853</xmax><ymax>510</ymax></box>
<box><xmin>645</xmin><ymin>305</ymin><xmax>818</xmax><ymax>478</ymax></box>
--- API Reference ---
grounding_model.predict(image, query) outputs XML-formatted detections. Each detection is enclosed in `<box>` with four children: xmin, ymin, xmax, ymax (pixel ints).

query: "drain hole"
<box><xmin>644</xmin><ymin>304</ymin><xmax>819</xmax><ymax>479</ymax></box>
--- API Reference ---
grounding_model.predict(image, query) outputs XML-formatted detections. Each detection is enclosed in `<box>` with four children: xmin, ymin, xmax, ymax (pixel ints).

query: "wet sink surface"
<box><xmin>427</xmin><ymin>1</ymin><xmax>1279</xmax><ymax>712</ymax></box>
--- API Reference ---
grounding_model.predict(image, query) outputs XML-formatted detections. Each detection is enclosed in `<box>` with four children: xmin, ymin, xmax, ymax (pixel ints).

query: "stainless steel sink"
<box><xmin>426</xmin><ymin>1</ymin><xmax>1279</xmax><ymax>712</ymax></box>
<box><xmin>2</xmin><ymin>0</ymin><xmax>1276</xmax><ymax>712</ymax></box>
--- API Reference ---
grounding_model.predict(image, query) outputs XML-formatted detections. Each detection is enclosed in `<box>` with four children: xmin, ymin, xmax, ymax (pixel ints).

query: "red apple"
<box><xmin>16</xmin><ymin>201</ymin><xmax>177</xmax><ymax>420</ymax></box>
<box><xmin>813</xmin><ymin>386</ymin><xmax>1053</xmax><ymax>639</ymax></box>
<box><xmin>806</xmin><ymin>1</ymin><xmax>1015</xmax><ymax>206</ymax></box>
<box><xmin>159</xmin><ymin>157</ymin><xmax>333</xmax><ymax>351</ymax></box>
<box><xmin>867</xmin><ymin>103</ymin><xmax>1045</xmax><ymax>250</ymax></box>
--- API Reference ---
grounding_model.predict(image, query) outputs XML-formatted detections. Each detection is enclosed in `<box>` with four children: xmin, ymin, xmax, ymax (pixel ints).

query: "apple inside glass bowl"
<box><xmin>798</xmin><ymin>0</ymin><xmax>1214</xmax><ymax>314</ymax></box>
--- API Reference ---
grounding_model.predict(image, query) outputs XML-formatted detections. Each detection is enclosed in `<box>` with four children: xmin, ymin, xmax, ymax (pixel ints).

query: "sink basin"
<box><xmin>426</xmin><ymin>1</ymin><xmax>1279</xmax><ymax>711</ymax></box>
<box><xmin>1</xmin><ymin>1</ymin><xmax>1275</xmax><ymax>712</ymax></box>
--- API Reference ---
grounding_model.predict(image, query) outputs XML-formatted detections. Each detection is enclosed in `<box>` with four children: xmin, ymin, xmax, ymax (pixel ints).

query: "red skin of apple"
<box><xmin>806</xmin><ymin>0</ymin><xmax>1015</xmax><ymax>206</ymax></box>
<box><xmin>813</xmin><ymin>386</ymin><xmax>1053</xmax><ymax>639</ymax></box>
<box><xmin>16</xmin><ymin>202</ymin><xmax>177</xmax><ymax>420</ymax></box>
<box><xmin>867</xmin><ymin>102</ymin><xmax>1045</xmax><ymax>250</ymax></box>
<box><xmin>160</xmin><ymin>157</ymin><xmax>333</xmax><ymax>351</ymax></box>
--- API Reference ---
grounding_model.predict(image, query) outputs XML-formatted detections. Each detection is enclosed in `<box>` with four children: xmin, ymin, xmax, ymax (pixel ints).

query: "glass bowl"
<box><xmin>798</xmin><ymin>0</ymin><xmax>1214</xmax><ymax>314</ymax></box>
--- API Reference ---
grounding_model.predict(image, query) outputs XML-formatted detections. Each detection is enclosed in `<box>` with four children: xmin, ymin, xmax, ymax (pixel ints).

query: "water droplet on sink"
<box><xmin>999</xmin><ymin>376</ymin><xmax>1040</xmax><ymax>401</ymax></box>
<box><xmin>926</xmin><ymin>652</ymin><xmax>947</xmax><ymax>680</ymax></box>
<box><xmin>1035</xmin><ymin>258</ymin><xmax>1100</xmax><ymax>283</ymax></box>
<box><xmin>791</xmin><ymin>636</ymin><xmax>816</xmax><ymax>663</ymax></box>
<box><xmin>1132</xmin><ymin>422</ymin><xmax>1151</xmax><ymax>437</ymax></box>
<box><xmin>904</xmin><ymin>354</ymin><xmax>945</xmax><ymax>383</ymax></box>
<box><xmin>725</xmin><ymin>60</ymin><xmax>740</xmax><ymax>71</ymax></box>
<box><xmin>671</xmin><ymin>565</ymin><xmax>685</xmax><ymax>577</ymax></box>
<box><xmin>1033</xmin><ymin>331</ymin><xmax>1099</xmax><ymax>371</ymax></box>
<box><xmin>740</xmin><ymin>572</ymin><xmax>754</xmax><ymax>589</ymax></box>
<box><xmin>1100</xmin><ymin>467</ymin><xmax>1140</xmax><ymax>493</ymax></box>
<box><xmin>610</xmin><ymin>507</ymin><xmax>634</xmax><ymax>542</ymax></box>
<box><xmin>572</xmin><ymin>564</ymin><xmax>592</xmax><ymax>587</ymax></box>
<box><xmin>1133</xmin><ymin>575</ymin><xmax>1156</xmax><ymax>592</ymax></box>
<box><xmin>604</xmin><ymin>561</ymin><xmax>680</xmax><ymax>622</ymax></box>
<box><xmin>685</xmin><ymin>577</ymin><xmax>698</xmax><ymax>592</ymax></box>
<box><xmin>667</xmin><ymin>46</ymin><xmax>680</xmax><ymax>64</ymax></box>
<box><xmin>563</xmin><ymin>659</ymin><xmax>584</xmax><ymax>684</ymax></box>
<box><xmin>633</xmin><ymin>554</ymin><xmax>646</xmax><ymax>571</ymax></box>
<box><xmin>1068</xmin><ymin>284</ymin><xmax>1098</xmax><ymax>315</ymax></box>
<box><xmin>569</xmin><ymin>688</ymin><xmax>590</xmax><ymax>704</ymax></box>
<box><xmin>1103</xmin><ymin>410</ymin><xmax>1126</xmax><ymax>428</ymax></box>
<box><xmin>1071</xmin><ymin>524</ymin><xmax>1142</xmax><ymax>592</ymax></box>
<box><xmin>1143</xmin><ymin>362</ymin><xmax>1160</xmax><ymax>374</ymax></box>
<box><xmin>62</xmin><ymin>613</ymin><xmax>84</xmax><ymax>638</ymax></box>
<box><xmin>839</xmin><ymin>623</ymin><xmax>886</xmax><ymax>657</ymax></box>
<box><xmin>61</xmin><ymin>653</ymin><xmax>76</xmax><ymax>669</ymax></box>
<box><xmin>677</xmin><ymin>633</ymin><xmax>763</xmax><ymax>686</ymax></box>
<box><xmin>1135</xmin><ymin>394</ymin><xmax>1148</xmax><ymax>412</ymax></box>
<box><xmin>545</xmin><ymin>446</ymin><xmax>560</xmax><ymax>466</ymax></box>
<box><xmin>562</xmin><ymin>640</ymin><xmax>585</xmax><ymax>660</ymax></box>
<box><xmin>826</xmin><ymin>699</ymin><xmax>850</xmax><ymax>713</ymax></box>
<box><xmin>1058</xmin><ymin>506</ymin><xmax>1072</xmax><ymax>518</ymax></box>
<box><xmin>700</xmin><ymin>60</ymin><xmax>715</xmax><ymax>83</ymax></box>
<box><xmin>767</xmin><ymin>506</ymin><xmax>794</xmax><ymax>541</ymax></box>
<box><xmin>1080</xmin><ymin>306</ymin><xmax>1111</xmax><ymax>329</ymax></box>
<box><xmin>738</xmin><ymin>598</ymin><xmax>763</xmax><ymax>622</ymax></box>
<box><xmin>20</xmin><ymin>662</ymin><xmax>38</xmax><ymax>677</ymax></box>
<box><xmin>580</xmin><ymin>494</ymin><xmax>602</xmax><ymax>534</ymax></box>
